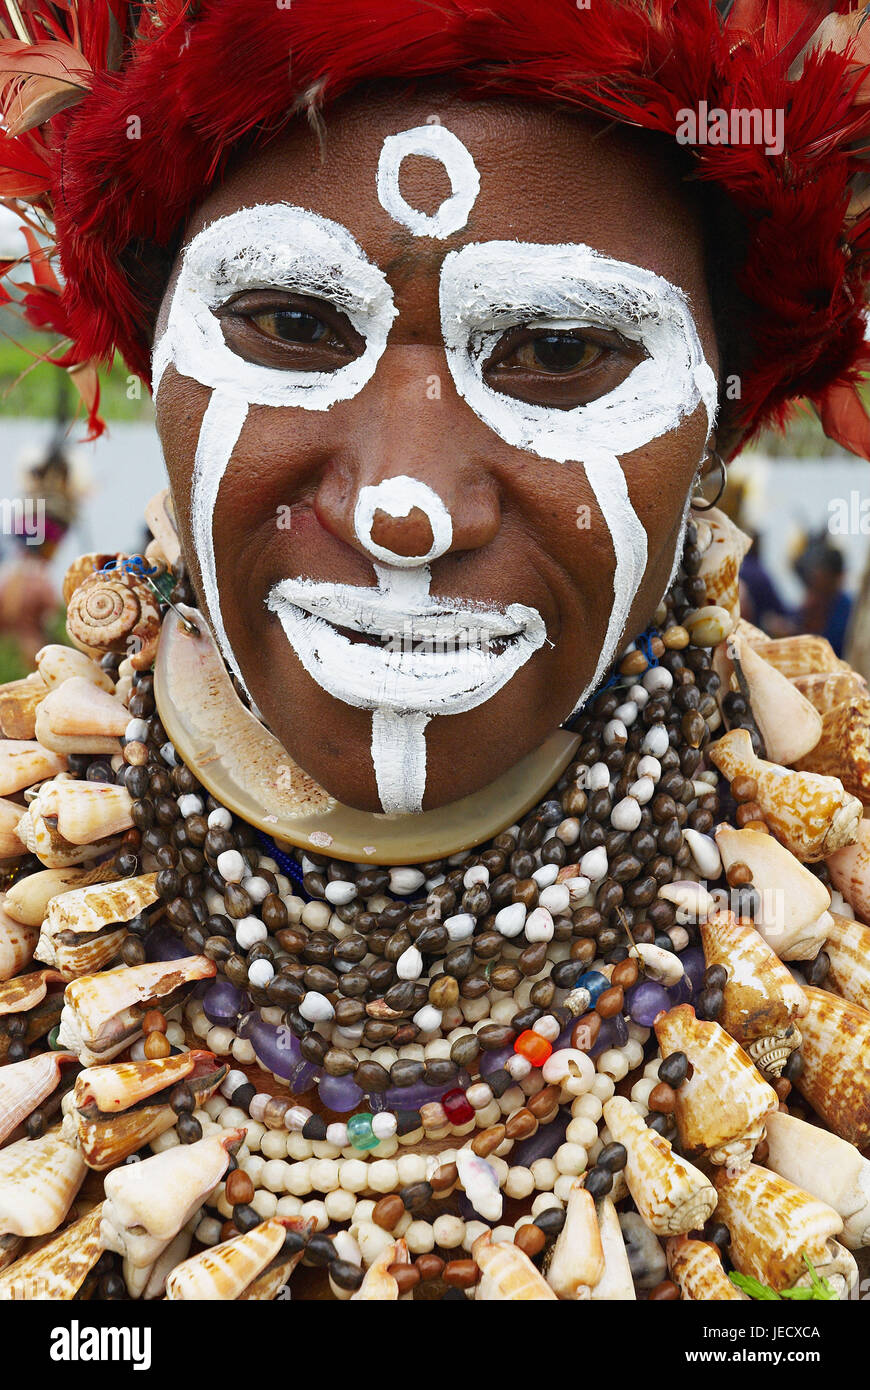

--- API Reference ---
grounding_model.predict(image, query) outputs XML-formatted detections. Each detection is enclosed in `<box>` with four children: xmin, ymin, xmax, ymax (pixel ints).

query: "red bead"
<box><xmin>441</xmin><ymin>1087</ymin><xmax>475</xmax><ymax>1125</ymax></box>
<box><xmin>514</xmin><ymin>1030</ymin><xmax>553</xmax><ymax>1067</ymax></box>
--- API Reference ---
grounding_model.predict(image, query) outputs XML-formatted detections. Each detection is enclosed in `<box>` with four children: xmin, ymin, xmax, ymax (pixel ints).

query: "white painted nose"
<box><xmin>353</xmin><ymin>475</ymin><xmax>454</xmax><ymax>568</ymax></box>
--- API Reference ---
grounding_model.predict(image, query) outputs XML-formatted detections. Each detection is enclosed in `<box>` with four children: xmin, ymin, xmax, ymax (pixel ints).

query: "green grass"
<box><xmin>0</xmin><ymin>331</ymin><xmax>154</xmax><ymax>424</ymax></box>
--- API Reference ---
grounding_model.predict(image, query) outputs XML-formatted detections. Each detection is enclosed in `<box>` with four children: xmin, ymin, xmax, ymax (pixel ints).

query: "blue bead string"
<box><xmin>100</xmin><ymin>554</ymin><xmax>159</xmax><ymax>578</ymax></box>
<box><xmin>560</xmin><ymin>624</ymin><xmax>662</xmax><ymax>732</ymax></box>
<box><xmin>255</xmin><ymin>830</ymin><xmax>309</xmax><ymax>896</ymax></box>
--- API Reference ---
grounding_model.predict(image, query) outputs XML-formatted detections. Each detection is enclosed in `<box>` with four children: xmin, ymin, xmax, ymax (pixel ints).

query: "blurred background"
<box><xmin>1</xmin><ymin>204</ymin><xmax>869</xmax><ymax>684</ymax></box>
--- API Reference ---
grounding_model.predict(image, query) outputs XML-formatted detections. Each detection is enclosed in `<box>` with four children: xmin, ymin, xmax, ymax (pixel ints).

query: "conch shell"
<box><xmin>16</xmin><ymin>779</ymin><xmax>124</xmax><ymax>868</ymax></box>
<box><xmin>473</xmin><ymin>1231</ymin><xmax>557</xmax><ymax>1300</ymax></box>
<box><xmin>0</xmin><ymin>741</ymin><xmax>67</xmax><ymax>796</ymax></box>
<box><xmin>546</xmin><ymin>1184</ymin><xmax>604</xmax><ymax>1298</ymax></box>
<box><xmin>0</xmin><ymin>1050</ymin><xmax>77</xmax><ymax>1145</ymax></box>
<box><xmin>654</xmin><ymin>1005</ymin><xmax>778</xmax><ymax>1169</ymax></box>
<box><xmin>722</xmin><ymin>635</ymin><xmax>821</xmax><ymax>765</ymax></box>
<box><xmin>35</xmin><ymin>677</ymin><xmax>130</xmax><ymax>756</ymax></box>
<box><xmin>0</xmin><ymin>672</ymin><xmax>48</xmax><ymax>741</ymax></box>
<box><xmin>709</xmin><ymin>727</ymin><xmax>861</xmax><ymax>861</ymax></box>
<box><xmin>827</xmin><ymin>818</ymin><xmax>870</xmax><ymax>924</ymax></box>
<box><xmin>58</xmin><ymin>955</ymin><xmax>216</xmax><ymax>1066</ymax></box>
<box><xmin>68</xmin><ymin>1049</ymin><xmax>226</xmax><ymax>1169</ymax></box>
<box><xmin>699</xmin><ymin>911</ymin><xmax>807</xmax><ymax>1077</ymax></box>
<box><xmin>101</xmin><ymin>1128</ymin><xmax>243</xmax><ymax>1284</ymax></box>
<box><xmin>5</xmin><ymin>863</ymin><xmax>116</xmax><ymax>927</ymax></box>
<box><xmin>165</xmin><ymin>1216</ymin><xmax>293</xmax><ymax>1301</ymax></box>
<box><xmin>0</xmin><ymin>1203</ymin><xmax>104</xmax><ymax>1300</ymax></box>
<box><xmin>62</xmin><ymin>553</ymin><xmax>121</xmax><ymax>606</ymax></box>
<box><xmin>590</xmin><ymin>1196</ymin><xmax>636</xmax><ymax>1301</ymax></box>
<box><xmin>764</xmin><ymin>1110</ymin><xmax>870</xmax><ymax>1251</ymax></box>
<box><xmin>0</xmin><ymin>1129</ymin><xmax>86</xmax><ymax>1236</ymax></box>
<box><xmin>66</xmin><ymin>566</ymin><xmax>161</xmax><ymax>672</ymax></box>
<box><xmin>791</xmin><ymin>669</ymin><xmax>868</xmax><ymax>714</ymax></box>
<box><xmin>455</xmin><ymin>1146</ymin><xmax>502</xmax><ymax>1222</ymax></box>
<box><xmin>715</xmin><ymin>825</ymin><xmax>831</xmax><ymax>960</ymax></box>
<box><xmin>742</xmin><ymin>631</ymin><xmax>848</xmax><ymax>679</ymax></box>
<box><xmin>35</xmin><ymin>643</ymin><xmax>114</xmax><ymax>693</ymax></box>
<box><xmin>35</xmin><ymin>872</ymin><xmax>158</xmax><ymax>980</ymax></box>
<box><xmin>793</xmin><ymin>986</ymin><xmax>870</xmax><ymax>1149</ymax></box>
<box><xmin>602</xmin><ymin>1095</ymin><xmax>717</xmax><ymax>1234</ymax></box>
<box><xmin>714</xmin><ymin>1163</ymin><xmax>857</xmax><ymax>1297</ymax></box>
<box><xmin>0</xmin><ymin>903</ymin><xmax>38</xmax><ymax>981</ymax></box>
<box><xmin>666</xmin><ymin>1236</ymin><xmax>747</xmax><ymax>1300</ymax></box>
<box><xmin>0</xmin><ymin>800</ymin><xmax>24</xmax><ymax>860</ymax></box>
<box><xmin>0</xmin><ymin>967</ymin><xmax>65</xmax><ymax>1059</ymax></box>
<box><xmin>794</xmin><ymin>696</ymin><xmax>870</xmax><ymax>807</ymax></box>
<box><xmin>351</xmin><ymin>1239</ymin><xmax>409</xmax><ymax>1301</ymax></box>
<box><xmin>696</xmin><ymin>507</ymin><xmax>751</xmax><ymax>620</ymax></box>
<box><xmin>237</xmin><ymin>1219</ymin><xmax>314</xmax><ymax>1301</ymax></box>
<box><xmin>823</xmin><ymin>912</ymin><xmax>870</xmax><ymax>1011</ymax></box>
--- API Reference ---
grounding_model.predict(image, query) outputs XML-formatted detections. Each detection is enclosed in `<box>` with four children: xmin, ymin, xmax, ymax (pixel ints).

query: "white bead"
<box><xmin>247</xmin><ymin>958</ymin><xmax>274</xmax><ymax>989</ymax></box>
<box><xmin>285</xmin><ymin>1106</ymin><xmax>313</xmax><ymax>1132</ymax></box>
<box><xmin>389</xmin><ymin>867</ymin><xmax>426</xmax><ymax>895</ymax></box>
<box><xmin>404</xmin><ymin>1220</ymin><xmax>435</xmax><ymax>1254</ymax></box>
<box><xmin>326</xmin><ymin>1123</ymin><xmax>348</xmax><ymax>1148</ymax></box>
<box><xmin>668</xmin><ymin>925</ymin><xmax>690</xmax><ymax>952</ymax></box>
<box><xmin>622</xmin><ymin>1038</ymin><xmax>645</xmax><ymax>1069</ymax></box>
<box><xmin>396</xmin><ymin>945</ymin><xmax>423</xmax><ymax>980</ymax></box>
<box><xmin>631</xmin><ymin>1076</ymin><xmax>657</xmax><ymax>1107</ymax></box>
<box><xmin>531</xmin><ymin>1192</ymin><xmax>562</xmax><ymax>1216</ymax></box>
<box><xmin>531</xmin><ymin>864</ymin><xmax>559</xmax><ymax>889</ymax></box>
<box><xmin>524</xmin><ymin>906</ymin><xmax>554</xmax><ymax>943</ymax></box>
<box><xmin>614</xmin><ymin>700</ymin><xmax>638</xmax><ymax>727</ymax></box>
<box><xmin>643</xmin><ymin>664</ymin><xmax>673</xmax><ymax>693</ymax></box>
<box><xmin>368</xmin><ymin>1160</ymin><xmax>399</xmax><ymax>1193</ymax></box>
<box><xmin>338</xmin><ymin>1160</ymin><xmax>368</xmax><ymax>1193</ymax></box>
<box><xmin>567</xmin><ymin>1114</ymin><xmax>599</xmax><ymax>1147</ymax></box>
<box><xmin>530</xmin><ymin>1158</ymin><xmax>557</xmax><ymax>1191</ymax></box>
<box><xmin>195</xmin><ymin>1216</ymin><xmax>223</xmax><ymax>1246</ymax></box>
<box><xmin>463</xmin><ymin>864</ymin><xmax>489</xmax><ymax>888</ymax></box>
<box><xmin>573</xmin><ymin>1093</ymin><xmax>603</xmax><ymax>1122</ymax></box>
<box><xmin>591</xmin><ymin>1072</ymin><xmax>616</xmax><ymax>1101</ymax></box>
<box><xmin>177</xmin><ymin>793</ymin><xmax>204</xmax><ymax>818</ymax></box>
<box><xmin>564</xmin><ymin>876</ymin><xmax>591</xmax><ymax>904</ymax></box>
<box><xmin>235</xmin><ymin>916</ymin><xmax>267</xmax><ymax>949</ymax></box>
<box><xmin>432</xmin><ymin>1214</ymin><xmax>465</xmax><ymax>1249</ymax></box>
<box><xmin>300</xmin><ymin>1199</ymin><xmax>329</xmax><ymax>1232</ymax></box>
<box><xmin>310</xmin><ymin>1159</ymin><xmax>340</xmax><ymax>1193</ymax></box>
<box><xmin>628</xmin><ymin>775</ymin><xmax>655</xmax><ymax>804</ymax></box>
<box><xmin>597</xmin><ymin>1048</ymin><xmax>629</xmax><ymax>1081</ymax></box>
<box><xmin>124</xmin><ymin>717</ymin><xmax>149</xmax><ymax>743</ymax></box>
<box><xmin>636</xmin><ymin>754</ymin><xmax>661</xmax><ymax>781</ymax></box>
<box><xmin>372</xmin><ymin>1112</ymin><xmax>397</xmax><ymax>1140</ymax></box>
<box><xmin>539</xmin><ymin>883</ymin><xmax>570</xmax><ymax>914</ymax></box>
<box><xmin>444</xmin><ymin>912</ymin><xmax>475</xmax><ymax>941</ymax></box>
<box><xmin>506</xmin><ymin>1053</ymin><xmax>532</xmax><ymax>1080</ymax></box>
<box><xmin>413</xmin><ymin>1005</ymin><xmax>442</xmax><ymax>1032</ymax></box>
<box><xmin>396</xmin><ymin>1153</ymin><xmax>428</xmax><ymax>1185</ymax></box>
<box><xmin>494</xmin><ymin>903</ymin><xmax>526</xmax><ymax>938</ymax></box>
<box><xmin>261</xmin><ymin>1130</ymin><xmax>288</xmax><ymax>1160</ymax></box>
<box><xmin>159</xmin><ymin>742</ymin><xmax>178</xmax><ymax>766</ymax></box>
<box><xmin>207</xmin><ymin>807</ymin><xmax>232</xmax><ymax>830</ymax></box>
<box><xmin>300</xmin><ymin>899</ymin><xmax>331</xmax><ymax>929</ymax></box>
<box><xmin>604</xmin><ymin>718</ymin><xmax>627</xmax><ymax>746</ymax></box>
<box><xmin>611</xmin><ymin>796</ymin><xmax>642</xmax><ymax>832</ymax></box>
<box><xmin>542</xmin><ymin>1048</ymin><xmax>595</xmax><ymax>1095</ymax></box>
<box><xmin>462</xmin><ymin>1220</ymin><xmax>490</xmax><ymax>1252</ymax></box>
<box><xmin>586</xmin><ymin>762</ymin><xmax>610</xmax><ymax>790</ymax></box>
<box><xmin>641</xmin><ymin>724</ymin><xmax>670</xmax><ymax>757</ymax></box>
<box><xmin>555</xmin><ymin>1142</ymin><xmax>588</xmax><ymax>1176</ymax></box>
<box><xmin>206</xmin><ymin>1026</ymin><xmax>234</xmax><ymax>1056</ymax></box>
<box><xmin>504</xmin><ymin>1166</ymin><xmax>535</xmax><ymax>1199</ymax></box>
<box><xmin>220</xmin><ymin>1069</ymin><xmax>247</xmax><ymax>1100</ymax></box>
<box><xmin>325</xmin><ymin>1188</ymin><xmax>356</xmax><ymax>1222</ymax></box>
<box><xmin>529</xmin><ymin>1015</ymin><xmax>558</xmax><ymax>1042</ymax></box>
<box><xmin>260</xmin><ymin>1158</ymin><xmax>288</xmax><ymax>1193</ymax></box>
<box><xmin>165</xmin><ymin>1022</ymin><xmax>186</xmax><ymax>1048</ymax></box>
<box><xmin>300</xmin><ymin>991</ymin><xmax>334</xmax><ymax>1022</ymax></box>
<box><xmin>231</xmin><ymin>1036</ymin><xmax>256</xmax><ymax>1064</ymax></box>
<box><xmin>579</xmin><ymin>846</ymin><xmax>608</xmax><ymax>881</ymax></box>
<box><xmin>683</xmin><ymin>828</ymin><xmax>722</xmax><ymax>878</ymax></box>
<box><xmin>490</xmin><ymin>998</ymin><xmax>518</xmax><ymax>1026</ymax></box>
<box><xmin>217</xmin><ymin>849</ymin><xmax>246</xmax><ymax>882</ymax></box>
<box><xmin>466</xmin><ymin>1083</ymin><xmax>493</xmax><ymax>1109</ymax></box>
<box><xmin>325</xmin><ymin>880</ymin><xmax>357</xmax><ymax>906</ymax></box>
<box><xmin>240</xmin><ymin>876</ymin><xmax>269</xmax><ymax>905</ymax></box>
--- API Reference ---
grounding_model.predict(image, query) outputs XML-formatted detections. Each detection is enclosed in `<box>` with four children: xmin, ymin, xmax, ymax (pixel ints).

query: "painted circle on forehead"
<box><xmin>353</xmin><ymin>476</ymin><xmax>453</xmax><ymax>567</ymax></box>
<box><xmin>376</xmin><ymin>124</ymin><xmax>481</xmax><ymax>239</ymax></box>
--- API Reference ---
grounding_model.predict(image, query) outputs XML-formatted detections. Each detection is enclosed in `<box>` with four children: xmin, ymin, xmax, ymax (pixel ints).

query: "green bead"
<box><xmin>47</xmin><ymin>1026</ymin><xmax>61</xmax><ymax>1050</ymax></box>
<box><xmin>347</xmin><ymin>1112</ymin><xmax>377</xmax><ymax>1150</ymax></box>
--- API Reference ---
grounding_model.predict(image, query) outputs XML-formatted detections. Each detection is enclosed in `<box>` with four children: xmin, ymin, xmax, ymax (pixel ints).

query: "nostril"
<box><xmin>369</xmin><ymin>506</ymin><xmax>435</xmax><ymax>559</ymax></box>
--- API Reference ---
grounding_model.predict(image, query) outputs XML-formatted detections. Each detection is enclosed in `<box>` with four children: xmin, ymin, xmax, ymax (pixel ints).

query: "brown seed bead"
<box><xmin>649</xmin><ymin>1279</ymin><xmax>681</xmax><ymax>1301</ymax></box>
<box><xmin>443</xmin><ymin>1259</ymin><xmax>479</xmax><ymax>1289</ymax></box>
<box><xmin>726</xmin><ymin>861</ymin><xmax>753</xmax><ymax>888</ymax></box>
<box><xmin>490</xmin><ymin>963</ymin><xmax>522</xmax><ymax>992</ymax></box>
<box><xmin>219</xmin><ymin>1221</ymin><xmax>239</xmax><ymax>1243</ymax></box>
<box><xmin>774</xmin><ymin>1078</ymin><xmax>792</xmax><ymax>1102</ymax></box>
<box><xmin>430</xmin><ymin>1162</ymin><xmax>458</xmax><ymax>1193</ymax></box>
<box><xmin>143</xmin><ymin>1031</ymin><xmax>171</xmax><ymax>1059</ymax></box>
<box><xmin>389</xmin><ymin>1264</ymin><xmax>420</xmax><ymax>1294</ymax></box>
<box><xmin>504</xmin><ymin>1108</ymin><xmax>537</xmax><ymax>1141</ymax></box>
<box><xmin>649</xmin><ymin>635</ymin><xmax>666</xmax><ymax>660</ymax></box>
<box><xmin>735</xmin><ymin>800</ymin><xmax>764</xmax><ymax>828</ymax></box>
<box><xmin>415</xmin><ymin>1253</ymin><xmax>445</xmax><ymax>1281</ymax></box>
<box><xmin>730</xmin><ymin>774</ymin><xmax>758</xmax><ymax>804</ymax></box>
<box><xmin>743</xmin><ymin>819</ymin><xmax>769</xmax><ymax>834</ymax></box>
<box><xmin>753</xmin><ymin>1137</ymin><xmax>770</xmax><ymax>1165</ymax></box>
<box><xmin>527</xmin><ymin>1085</ymin><xmax>561</xmax><ymax>1119</ymax></box>
<box><xmin>648</xmin><ymin>1081</ymin><xmax>677</xmax><ymax>1113</ymax></box>
<box><xmin>428</xmin><ymin>975</ymin><xmax>459</xmax><ymax>1009</ymax></box>
<box><xmin>620</xmin><ymin>649</ymin><xmax>648</xmax><ymax>677</ymax></box>
<box><xmin>611</xmin><ymin>957</ymin><xmax>639</xmax><ymax>989</ymax></box>
<box><xmin>372</xmin><ymin>1195</ymin><xmax>405</xmax><ymax>1230</ymax></box>
<box><xmin>123</xmin><ymin>740</ymin><xmax>149</xmax><ymax>766</ymax></box>
<box><xmin>515</xmin><ymin>1223</ymin><xmax>547</xmax><ymax>1259</ymax></box>
<box><xmin>225</xmin><ymin>1170</ymin><xmax>255</xmax><ymax>1207</ymax></box>
<box><xmin>142</xmin><ymin>1010</ymin><xmax>167</xmax><ymax>1034</ymax></box>
<box><xmin>570</xmin><ymin>938</ymin><xmax>597</xmax><ymax>966</ymax></box>
<box><xmin>572</xmin><ymin>1012</ymin><xmax>601</xmax><ymax>1052</ymax></box>
<box><xmin>596</xmin><ymin>985</ymin><xmax>624</xmax><ymax>1019</ymax></box>
<box><xmin>662</xmin><ymin>625</ymin><xmax>689</xmax><ymax>650</ymax></box>
<box><xmin>471</xmin><ymin>1124</ymin><xmax>506</xmax><ymax>1157</ymax></box>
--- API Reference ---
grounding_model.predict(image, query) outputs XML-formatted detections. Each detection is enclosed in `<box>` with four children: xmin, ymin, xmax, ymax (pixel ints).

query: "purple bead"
<box><xmin>144</xmin><ymin>924</ymin><xmax>189</xmax><ymax>963</ymax></box>
<box><xmin>668</xmin><ymin>974</ymin><xmax>693</xmax><ymax>1006</ymax></box>
<box><xmin>480</xmin><ymin>1046</ymin><xmax>513</xmax><ymax>1077</ymax></box>
<box><xmin>680</xmin><ymin>947</ymin><xmax>706</xmax><ymax>998</ymax></box>
<box><xmin>627</xmin><ymin>979</ymin><xmax>672</xmax><ymax>1027</ymax></box>
<box><xmin>317</xmin><ymin>1074</ymin><xmax>363</xmax><ymax>1112</ymax></box>
<box><xmin>590</xmin><ymin>1011</ymin><xmax>629</xmax><ymax>1057</ymax></box>
<box><xmin>512</xmin><ymin>1114</ymin><xmax>569</xmax><ymax>1167</ymax></box>
<box><xmin>202</xmin><ymin>979</ymin><xmax>246</xmax><ymax>1026</ymax></box>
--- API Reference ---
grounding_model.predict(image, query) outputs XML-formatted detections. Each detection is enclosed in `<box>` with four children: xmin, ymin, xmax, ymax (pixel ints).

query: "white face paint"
<box><xmin>439</xmin><ymin>240</ymin><xmax>718</xmax><ymax>709</ymax></box>
<box><xmin>376</xmin><ymin>124</ymin><xmax>481</xmax><ymax>239</ymax></box>
<box><xmin>152</xmin><ymin>203</ymin><xmax>398</xmax><ymax>686</ymax></box>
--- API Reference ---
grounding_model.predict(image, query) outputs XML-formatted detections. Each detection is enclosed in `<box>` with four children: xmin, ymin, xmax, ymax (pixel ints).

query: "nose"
<box><xmin>354</xmin><ymin>476</ymin><xmax>452</xmax><ymax>567</ymax></box>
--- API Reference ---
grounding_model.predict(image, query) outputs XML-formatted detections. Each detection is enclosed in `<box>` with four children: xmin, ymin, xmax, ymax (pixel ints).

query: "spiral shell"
<box><xmin>62</xmin><ymin>554</ymin><xmax>121</xmax><ymax>607</ymax></box>
<box><xmin>0</xmin><ymin>1050</ymin><xmax>77</xmax><ymax>1145</ymax></box>
<box><xmin>764</xmin><ymin>1110</ymin><xmax>870</xmax><ymax>1251</ymax></box>
<box><xmin>603</xmin><ymin>1096</ymin><xmax>718</xmax><ymax>1234</ymax></box>
<box><xmin>66</xmin><ymin>568</ymin><xmax>160</xmax><ymax>671</ymax></box>
<box><xmin>823</xmin><ymin>912</ymin><xmax>870</xmax><ymax>1011</ymax></box>
<box><xmin>0</xmin><ymin>672</ymin><xmax>48</xmax><ymax>741</ymax></box>
<box><xmin>0</xmin><ymin>1129</ymin><xmax>87</xmax><ymax>1237</ymax></box>
<box><xmin>165</xmin><ymin>1216</ymin><xmax>291</xmax><ymax>1301</ymax></box>
<box><xmin>666</xmin><ymin>1236</ymin><xmax>747</xmax><ymax>1300</ymax></box>
<box><xmin>791</xmin><ymin>669</ymin><xmax>869</xmax><ymax>714</ymax></box>
<box><xmin>0</xmin><ymin>1203</ymin><xmax>105</xmax><ymax>1300</ymax></box>
<box><xmin>58</xmin><ymin>955</ymin><xmax>216</xmax><ymax>1066</ymax></box>
<box><xmin>794</xmin><ymin>986</ymin><xmax>870</xmax><ymax>1149</ymax></box>
<box><xmin>827</xmin><ymin>816</ymin><xmax>870</xmax><ymax>924</ymax></box>
<box><xmin>794</xmin><ymin>696</ymin><xmax>870</xmax><ymax>807</ymax></box>
<box><xmin>700</xmin><ymin>911</ymin><xmax>807</xmax><ymax>1075</ymax></box>
<box><xmin>546</xmin><ymin>1184</ymin><xmax>605</xmax><ymax>1298</ymax></box>
<box><xmin>695</xmin><ymin>508</ymin><xmax>751</xmax><ymax>620</ymax></box>
<box><xmin>473</xmin><ymin>1231</ymin><xmax>558</xmax><ymax>1301</ymax></box>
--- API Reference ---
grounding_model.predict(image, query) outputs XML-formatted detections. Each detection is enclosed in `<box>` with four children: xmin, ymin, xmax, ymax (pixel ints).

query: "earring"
<box><xmin>691</xmin><ymin>449</ymin><xmax>727</xmax><ymax>511</ymax></box>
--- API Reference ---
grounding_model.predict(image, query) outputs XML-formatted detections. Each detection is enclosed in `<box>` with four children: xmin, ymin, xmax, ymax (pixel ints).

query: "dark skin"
<box><xmin>155</xmin><ymin>89</ymin><xmax>720</xmax><ymax>814</ymax></box>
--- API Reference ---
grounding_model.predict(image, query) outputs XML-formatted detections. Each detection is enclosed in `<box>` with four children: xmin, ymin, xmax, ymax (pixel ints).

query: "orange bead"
<box><xmin>514</xmin><ymin>1030</ymin><xmax>553</xmax><ymax>1067</ymax></box>
<box><xmin>142</xmin><ymin>1010</ymin><xmax>167</xmax><ymax>1034</ymax></box>
<box><xmin>143</xmin><ymin>1031</ymin><xmax>171</xmax><ymax>1059</ymax></box>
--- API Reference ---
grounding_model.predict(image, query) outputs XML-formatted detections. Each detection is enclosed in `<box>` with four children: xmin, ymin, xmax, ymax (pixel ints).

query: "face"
<box><xmin>154</xmin><ymin>89</ymin><xmax>720</xmax><ymax>815</ymax></box>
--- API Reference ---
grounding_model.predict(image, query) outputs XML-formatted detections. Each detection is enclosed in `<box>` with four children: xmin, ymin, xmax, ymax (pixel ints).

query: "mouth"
<box><xmin>266</xmin><ymin>576</ymin><xmax>547</xmax><ymax>716</ymax></box>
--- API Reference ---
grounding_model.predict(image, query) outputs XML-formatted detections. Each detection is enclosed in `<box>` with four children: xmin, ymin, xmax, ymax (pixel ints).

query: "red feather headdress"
<box><xmin>2</xmin><ymin>0</ymin><xmax>870</xmax><ymax>455</ymax></box>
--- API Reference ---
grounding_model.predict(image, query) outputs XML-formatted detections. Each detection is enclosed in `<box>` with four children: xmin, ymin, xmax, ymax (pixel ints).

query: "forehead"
<box><xmin>182</xmin><ymin>88</ymin><xmax>711</xmax><ymax>309</ymax></box>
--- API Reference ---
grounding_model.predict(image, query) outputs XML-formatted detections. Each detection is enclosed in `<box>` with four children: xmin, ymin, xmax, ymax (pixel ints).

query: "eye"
<box><xmin>214</xmin><ymin>291</ymin><xmax>365</xmax><ymax>370</ymax></box>
<box><xmin>483</xmin><ymin>324</ymin><xmax>645</xmax><ymax>410</ymax></box>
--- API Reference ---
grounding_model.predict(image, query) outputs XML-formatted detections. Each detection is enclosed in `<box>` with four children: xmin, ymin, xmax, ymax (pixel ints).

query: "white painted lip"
<box><xmin>267</xmin><ymin>576</ymin><xmax>547</xmax><ymax>716</ymax></box>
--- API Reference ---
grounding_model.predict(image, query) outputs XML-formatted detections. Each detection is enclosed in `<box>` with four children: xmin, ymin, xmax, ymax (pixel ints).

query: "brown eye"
<box><xmin>214</xmin><ymin>292</ymin><xmax>365</xmax><ymax>370</ymax></box>
<box><xmin>483</xmin><ymin>325</ymin><xmax>645</xmax><ymax>410</ymax></box>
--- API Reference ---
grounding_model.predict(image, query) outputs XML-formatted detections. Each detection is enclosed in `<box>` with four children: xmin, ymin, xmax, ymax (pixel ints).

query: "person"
<box><xmin>794</xmin><ymin>532</ymin><xmax>854</xmax><ymax>657</ymax></box>
<box><xmin>738</xmin><ymin>529</ymin><xmax>794</xmax><ymax>637</ymax></box>
<box><xmin>0</xmin><ymin>0</ymin><xmax>868</xmax><ymax>1303</ymax></box>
